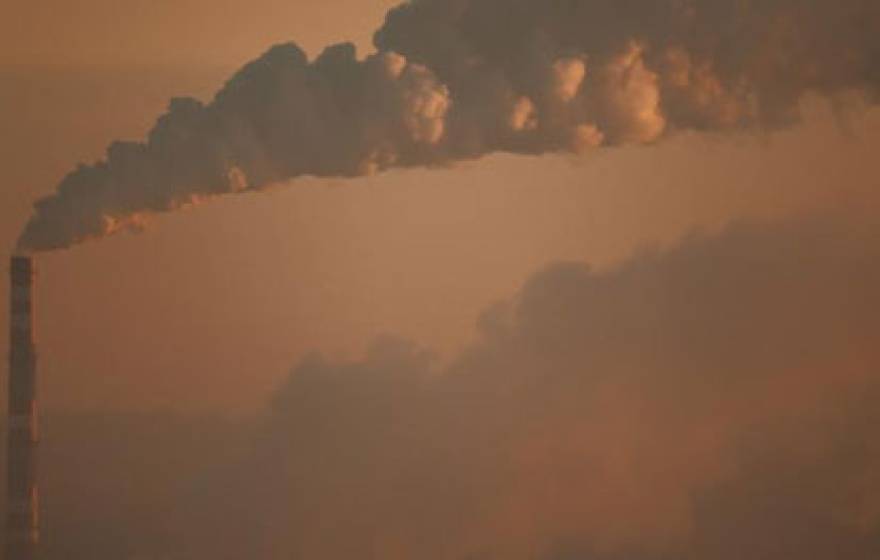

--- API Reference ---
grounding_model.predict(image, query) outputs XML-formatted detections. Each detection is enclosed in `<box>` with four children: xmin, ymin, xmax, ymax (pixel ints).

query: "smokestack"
<box><xmin>6</xmin><ymin>256</ymin><xmax>39</xmax><ymax>559</ymax></box>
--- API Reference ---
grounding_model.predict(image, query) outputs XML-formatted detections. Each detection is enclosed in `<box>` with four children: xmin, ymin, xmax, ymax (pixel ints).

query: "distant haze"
<box><xmin>1</xmin><ymin>2</ymin><xmax>880</xmax><ymax>558</ymax></box>
<box><xmin>6</xmin><ymin>214</ymin><xmax>880</xmax><ymax>559</ymax></box>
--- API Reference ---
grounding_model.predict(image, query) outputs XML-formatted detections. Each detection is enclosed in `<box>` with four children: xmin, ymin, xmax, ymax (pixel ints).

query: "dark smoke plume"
<box><xmin>17</xmin><ymin>0</ymin><xmax>880</xmax><ymax>250</ymax></box>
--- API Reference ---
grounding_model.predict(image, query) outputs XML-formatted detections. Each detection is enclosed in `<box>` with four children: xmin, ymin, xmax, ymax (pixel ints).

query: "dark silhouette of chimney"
<box><xmin>6</xmin><ymin>256</ymin><xmax>39</xmax><ymax>559</ymax></box>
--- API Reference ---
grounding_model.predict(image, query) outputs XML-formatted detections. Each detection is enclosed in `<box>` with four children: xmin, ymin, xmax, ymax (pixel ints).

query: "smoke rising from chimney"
<box><xmin>16</xmin><ymin>0</ymin><xmax>880</xmax><ymax>251</ymax></box>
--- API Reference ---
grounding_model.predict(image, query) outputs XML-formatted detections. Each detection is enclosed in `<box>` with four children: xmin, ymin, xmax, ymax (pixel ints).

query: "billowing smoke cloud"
<box><xmin>17</xmin><ymin>213</ymin><xmax>880</xmax><ymax>558</ymax></box>
<box><xmin>17</xmin><ymin>0</ymin><xmax>880</xmax><ymax>251</ymax></box>
<box><xmin>215</xmin><ymin>214</ymin><xmax>880</xmax><ymax>560</ymax></box>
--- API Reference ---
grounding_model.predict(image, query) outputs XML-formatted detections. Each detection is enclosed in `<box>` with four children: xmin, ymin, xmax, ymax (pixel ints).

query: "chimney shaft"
<box><xmin>6</xmin><ymin>256</ymin><xmax>39</xmax><ymax>560</ymax></box>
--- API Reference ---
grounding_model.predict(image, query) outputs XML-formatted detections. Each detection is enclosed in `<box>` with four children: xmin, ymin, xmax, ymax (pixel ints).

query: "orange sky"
<box><xmin>0</xmin><ymin>0</ymin><xmax>397</xmax><ymax>66</ymax></box>
<box><xmin>2</xmin><ymin>1</ymin><xmax>880</xmax><ymax>413</ymax></box>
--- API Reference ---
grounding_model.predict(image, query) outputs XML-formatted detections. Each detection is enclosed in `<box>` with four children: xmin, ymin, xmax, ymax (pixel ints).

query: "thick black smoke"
<box><xmin>17</xmin><ymin>0</ymin><xmax>880</xmax><ymax>250</ymax></box>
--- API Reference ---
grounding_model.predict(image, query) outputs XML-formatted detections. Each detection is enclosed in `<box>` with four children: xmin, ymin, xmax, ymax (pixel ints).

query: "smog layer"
<box><xmin>3</xmin><ymin>2</ymin><xmax>880</xmax><ymax>559</ymax></box>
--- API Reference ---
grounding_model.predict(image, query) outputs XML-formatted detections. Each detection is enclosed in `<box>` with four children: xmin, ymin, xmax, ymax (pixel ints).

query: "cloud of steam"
<box><xmin>17</xmin><ymin>0</ymin><xmax>880</xmax><ymax>251</ymax></box>
<box><xmin>20</xmin><ymin>213</ymin><xmax>880</xmax><ymax>559</ymax></box>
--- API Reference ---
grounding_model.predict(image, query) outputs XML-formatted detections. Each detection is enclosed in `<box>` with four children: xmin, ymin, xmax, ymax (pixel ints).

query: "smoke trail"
<box><xmin>17</xmin><ymin>0</ymin><xmax>880</xmax><ymax>251</ymax></box>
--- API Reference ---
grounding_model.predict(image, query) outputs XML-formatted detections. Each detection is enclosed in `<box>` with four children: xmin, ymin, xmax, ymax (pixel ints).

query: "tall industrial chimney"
<box><xmin>6</xmin><ymin>256</ymin><xmax>39</xmax><ymax>559</ymax></box>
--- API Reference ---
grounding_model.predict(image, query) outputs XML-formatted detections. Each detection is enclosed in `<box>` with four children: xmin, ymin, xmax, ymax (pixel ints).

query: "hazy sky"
<box><xmin>2</xmin><ymin>0</ymin><xmax>880</xmax><ymax>412</ymax></box>
<box><xmin>3</xmin><ymin>1</ymin><xmax>880</xmax><ymax>559</ymax></box>
<box><xmin>0</xmin><ymin>0</ymin><xmax>397</xmax><ymax>66</ymax></box>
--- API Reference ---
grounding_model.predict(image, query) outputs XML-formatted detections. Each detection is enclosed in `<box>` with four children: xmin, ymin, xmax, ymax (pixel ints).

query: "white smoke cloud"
<box><xmin>507</xmin><ymin>96</ymin><xmax>539</xmax><ymax>132</ymax></box>
<box><xmin>549</xmin><ymin>58</ymin><xmax>587</xmax><ymax>103</ymax></box>
<box><xmin>593</xmin><ymin>43</ymin><xmax>666</xmax><ymax>143</ymax></box>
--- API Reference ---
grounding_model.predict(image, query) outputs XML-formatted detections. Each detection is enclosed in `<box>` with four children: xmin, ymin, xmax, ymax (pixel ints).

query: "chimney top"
<box><xmin>10</xmin><ymin>255</ymin><xmax>35</xmax><ymax>278</ymax></box>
